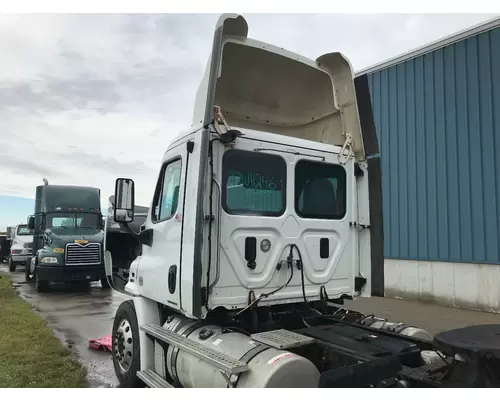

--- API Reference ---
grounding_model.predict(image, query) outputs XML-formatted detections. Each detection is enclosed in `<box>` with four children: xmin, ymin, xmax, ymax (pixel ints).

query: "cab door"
<box><xmin>137</xmin><ymin>149</ymin><xmax>184</xmax><ymax>308</ymax></box>
<box><xmin>293</xmin><ymin>153</ymin><xmax>356</xmax><ymax>298</ymax></box>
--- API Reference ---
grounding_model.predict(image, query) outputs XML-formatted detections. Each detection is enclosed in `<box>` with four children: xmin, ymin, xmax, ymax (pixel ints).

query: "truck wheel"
<box><xmin>36</xmin><ymin>275</ymin><xmax>49</xmax><ymax>292</ymax></box>
<box><xmin>112</xmin><ymin>300</ymin><xmax>144</xmax><ymax>388</ymax></box>
<box><xmin>101</xmin><ymin>278</ymin><xmax>111</xmax><ymax>289</ymax></box>
<box><xmin>8</xmin><ymin>257</ymin><xmax>16</xmax><ymax>272</ymax></box>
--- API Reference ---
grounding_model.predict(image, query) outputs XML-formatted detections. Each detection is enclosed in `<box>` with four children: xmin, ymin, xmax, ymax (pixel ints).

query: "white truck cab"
<box><xmin>9</xmin><ymin>224</ymin><xmax>33</xmax><ymax>272</ymax></box>
<box><xmin>103</xmin><ymin>14</ymin><xmax>484</xmax><ymax>389</ymax></box>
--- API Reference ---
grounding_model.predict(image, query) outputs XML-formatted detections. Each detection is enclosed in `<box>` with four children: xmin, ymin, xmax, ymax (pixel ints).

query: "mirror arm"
<box><xmin>139</xmin><ymin>229</ymin><xmax>153</xmax><ymax>247</ymax></box>
<box><xmin>117</xmin><ymin>221</ymin><xmax>138</xmax><ymax>236</ymax></box>
<box><xmin>117</xmin><ymin>222</ymin><xmax>153</xmax><ymax>247</ymax></box>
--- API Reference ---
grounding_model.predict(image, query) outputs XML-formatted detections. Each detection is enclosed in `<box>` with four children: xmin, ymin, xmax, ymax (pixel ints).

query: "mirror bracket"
<box><xmin>139</xmin><ymin>228</ymin><xmax>153</xmax><ymax>247</ymax></box>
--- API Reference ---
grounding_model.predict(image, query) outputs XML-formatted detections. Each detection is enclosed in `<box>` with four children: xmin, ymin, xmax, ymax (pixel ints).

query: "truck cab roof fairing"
<box><xmin>192</xmin><ymin>14</ymin><xmax>365</xmax><ymax>160</ymax></box>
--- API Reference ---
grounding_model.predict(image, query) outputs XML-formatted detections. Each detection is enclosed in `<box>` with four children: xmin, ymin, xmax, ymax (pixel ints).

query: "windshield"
<box><xmin>16</xmin><ymin>225</ymin><xmax>31</xmax><ymax>236</ymax></box>
<box><xmin>46</xmin><ymin>213</ymin><xmax>101</xmax><ymax>232</ymax></box>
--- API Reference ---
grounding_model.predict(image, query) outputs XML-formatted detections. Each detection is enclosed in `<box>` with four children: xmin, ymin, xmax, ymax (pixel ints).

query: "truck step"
<box><xmin>140</xmin><ymin>323</ymin><xmax>249</xmax><ymax>375</ymax></box>
<box><xmin>137</xmin><ymin>369</ymin><xmax>174</xmax><ymax>388</ymax></box>
<box><xmin>251</xmin><ymin>329</ymin><xmax>315</xmax><ymax>349</ymax></box>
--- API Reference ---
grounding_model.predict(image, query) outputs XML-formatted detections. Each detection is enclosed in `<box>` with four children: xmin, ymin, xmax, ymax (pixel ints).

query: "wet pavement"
<box><xmin>0</xmin><ymin>262</ymin><xmax>129</xmax><ymax>388</ymax></box>
<box><xmin>2</xmin><ymin>262</ymin><xmax>499</xmax><ymax>388</ymax></box>
<box><xmin>345</xmin><ymin>296</ymin><xmax>500</xmax><ymax>336</ymax></box>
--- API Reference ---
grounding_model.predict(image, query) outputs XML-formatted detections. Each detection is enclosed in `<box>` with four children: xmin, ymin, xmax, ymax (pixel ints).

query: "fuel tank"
<box><xmin>154</xmin><ymin>316</ymin><xmax>320</xmax><ymax>388</ymax></box>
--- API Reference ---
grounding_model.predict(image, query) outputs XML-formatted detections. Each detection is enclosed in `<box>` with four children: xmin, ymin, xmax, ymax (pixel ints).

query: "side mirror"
<box><xmin>114</xmin><ymin>178</ymin><xmax>135</xmax><ymax>223</ymax></box>
<box><xmin>27</xmin><ymin>215</ymin><xmax>35</xmax><ymax>231</ymax></box>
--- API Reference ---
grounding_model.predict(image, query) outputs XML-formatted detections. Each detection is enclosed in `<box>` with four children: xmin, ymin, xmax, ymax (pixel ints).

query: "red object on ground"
<box><xmin>88</xmin><ymin>334</ymin><xmax>112</xmax><ymax>352</ymax></box>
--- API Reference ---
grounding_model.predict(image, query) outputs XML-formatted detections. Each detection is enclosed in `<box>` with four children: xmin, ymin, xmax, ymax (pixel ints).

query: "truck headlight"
<box><xmin>41</xmin><ymin>257</ymin><xmax>58</xmax><ymax>264</ymax></box>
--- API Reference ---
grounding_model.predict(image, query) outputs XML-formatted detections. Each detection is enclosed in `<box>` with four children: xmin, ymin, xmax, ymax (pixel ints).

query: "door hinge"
<box><xmin>349</xmin><ymin>222</ymin><xmax>371</xmax><ymax>230</ymax></box>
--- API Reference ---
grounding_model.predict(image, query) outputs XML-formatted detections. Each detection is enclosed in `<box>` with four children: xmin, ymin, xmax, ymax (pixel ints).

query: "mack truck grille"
<box><xmin>65</xmin><ymin>243</ymin><xmax>101</xmax><ymax>266</ymax></box>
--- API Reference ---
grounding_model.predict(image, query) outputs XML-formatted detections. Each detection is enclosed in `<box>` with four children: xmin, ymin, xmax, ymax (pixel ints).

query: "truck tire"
<box><xmin>36</xmin><ymin>274</ymin><xmax>49</xmax><ymax>292</ymax></box>
<box><xmin>112</xmin><ymin>300</ymin><xmax>144</xmax><ymax>388</ymax></box>
<box><xmin>25</xmin><ymin>257</ymin><xmax>33</xmax><ymax>282</ymax></box>
<box><xmin>101</xmin><ymin>278</ymin><xmax>111</xmax><ymax>289</ymax></box>
<box><xmin>8</xmin><ymin>257</ymin><xmax>16</xmax><ymax>272</ymax></box>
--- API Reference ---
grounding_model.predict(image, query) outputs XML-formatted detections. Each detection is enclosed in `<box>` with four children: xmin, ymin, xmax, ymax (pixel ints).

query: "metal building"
<box><xmin>357</xmin><ymin>16</ymin><xmax>500</xmax><ymax>313</ymax></box>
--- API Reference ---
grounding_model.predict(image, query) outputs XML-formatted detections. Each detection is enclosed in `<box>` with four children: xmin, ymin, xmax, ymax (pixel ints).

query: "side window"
<box><xmin>152</xmin><ymin>159</ymin><xmax>182</xmax><ymax>223</ymax></box>
<box><xmin>295</xmin><ymin>160</ymin><xmax>347</xmax><ymax>220</ymax></box>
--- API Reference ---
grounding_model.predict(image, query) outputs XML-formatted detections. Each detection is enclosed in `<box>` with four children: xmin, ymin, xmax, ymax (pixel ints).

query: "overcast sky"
<box><xmin>0</xmin><ymin>13</ymin><xmax>497</xmax><ymax>228</ymax></box>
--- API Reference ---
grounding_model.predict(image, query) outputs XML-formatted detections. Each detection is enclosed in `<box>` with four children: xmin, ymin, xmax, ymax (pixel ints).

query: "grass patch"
<box><xmin>0</xmin><ymin>273</ymin><xmax>88</xmax><ymax>388</ymax></box>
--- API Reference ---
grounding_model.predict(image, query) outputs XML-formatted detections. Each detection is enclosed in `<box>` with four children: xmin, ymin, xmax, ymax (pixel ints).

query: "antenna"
<box><xmin>43</xmin><ymin>178</ymin><xmax>49</xmax><ymax>186</ymax></box>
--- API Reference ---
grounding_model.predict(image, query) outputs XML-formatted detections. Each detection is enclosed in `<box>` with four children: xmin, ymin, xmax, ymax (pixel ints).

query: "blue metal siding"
<box><xmin>367</xmin><ymin>27</ymin><xmax>500</xmax><ymax>264</ymax></box>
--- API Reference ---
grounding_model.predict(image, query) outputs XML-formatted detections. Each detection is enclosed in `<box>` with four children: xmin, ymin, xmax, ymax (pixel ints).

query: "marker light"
<box><xmin>260</xmin><ymin>239</ymin><xmax>271</xmax><ymax>253</ymax></box>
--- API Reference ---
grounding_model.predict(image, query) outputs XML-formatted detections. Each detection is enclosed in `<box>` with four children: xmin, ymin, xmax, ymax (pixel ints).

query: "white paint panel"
<box><xmin>384</xmin><ymin>259</ymin><xmax>500</xmax><ymax>313</ymax></box>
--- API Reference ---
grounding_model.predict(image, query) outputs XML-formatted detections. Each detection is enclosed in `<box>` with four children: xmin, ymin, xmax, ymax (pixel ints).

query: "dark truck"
<box><xmin>26</xmin><ymin>183</ymin><xmax>109</xmax><ymax>292</ymax></box>
<box><xmin>0</xmin><ymin>234</ymin><xmax>10</xmax><ymax>263</ymax></box>
<box><xmin>0</xmin><ymin>226</ymin><xmax>14</xmax><ymax>264</ymax></box>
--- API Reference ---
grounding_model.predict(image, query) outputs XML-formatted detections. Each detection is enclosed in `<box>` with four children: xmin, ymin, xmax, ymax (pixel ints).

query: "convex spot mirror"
<box><xmin>114</xmin><ymin>178</ymin><xmax>135</xmax><ymax>223</ymax></box>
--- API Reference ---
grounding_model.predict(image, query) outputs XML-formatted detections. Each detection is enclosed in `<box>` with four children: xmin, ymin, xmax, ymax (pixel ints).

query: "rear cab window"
<box><xmin>222</xmin><ymin>149</ymin><xmax>286</xmax><ymax>216</ymax></box>
<box><xmin>295</xmin><ymin>159</ymin><xmax>347</xmax><ymax>219</ymax></box>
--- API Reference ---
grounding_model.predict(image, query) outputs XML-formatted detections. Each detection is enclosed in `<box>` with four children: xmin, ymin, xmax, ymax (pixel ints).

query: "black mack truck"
<box><xmin>26</xmin><ymin>182</ymin><xmax>109</xmax><ymax>292</ymax></box>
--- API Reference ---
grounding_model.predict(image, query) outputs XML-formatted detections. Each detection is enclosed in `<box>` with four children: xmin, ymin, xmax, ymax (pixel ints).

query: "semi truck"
<box><xmin>7</xmin><ymin>224</ymin><xmax>33</xmax><ymax>272</ymax></box>
<box><xmin>104</xmin><ymin>14</ymin><xmax>500</xmax><ymax>388</ymax></box>
<box><xmin>26</xmin><ymin>180</ymin><xmax>109</xmax><ymax>292</ymax></box>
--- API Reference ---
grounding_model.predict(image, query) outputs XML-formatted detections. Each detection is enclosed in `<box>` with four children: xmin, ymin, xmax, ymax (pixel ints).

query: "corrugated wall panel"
<box><xmin>367</xmin><ymin>27</ymin><xmax>500</xmax><ymax>264</ymax></box>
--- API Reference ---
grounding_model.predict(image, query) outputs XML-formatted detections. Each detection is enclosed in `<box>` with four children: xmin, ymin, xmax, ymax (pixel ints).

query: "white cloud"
<box><xmin>0</xmin><ymin>13</ymin><xmax>497</xmax><ymax>213</ymax></box>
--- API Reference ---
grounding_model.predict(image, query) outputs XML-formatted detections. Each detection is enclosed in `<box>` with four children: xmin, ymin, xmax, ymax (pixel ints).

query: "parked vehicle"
<box><xmin>8</xmin><ymin>224</ymin><xmax>33</xmax><ymax>272</ymax></box>
<box><xmin>26</xmin><ymin>180</ymin><xmax>108</xmax><ymax>291</ymax></box>
<box><xmin>104</xmin><ymin>14</ymin><xmax>500</xmax><ymax>388</ymax></box>
<box><xmin>0</xmin><ymin>234</ymin><xmax>10</xmax><ymax>263</ymax></box>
